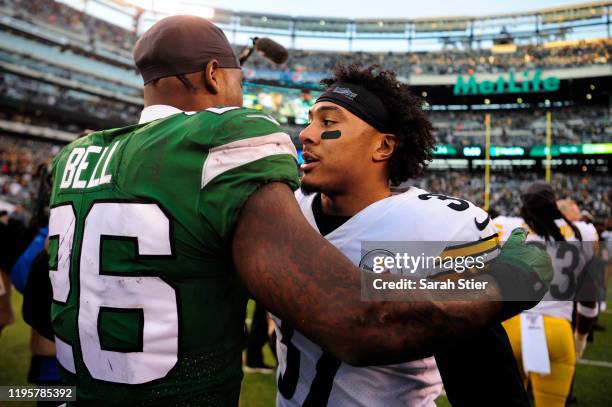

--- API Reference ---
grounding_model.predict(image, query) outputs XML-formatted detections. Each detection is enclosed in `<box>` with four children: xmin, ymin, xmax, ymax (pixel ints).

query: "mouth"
<box><xmin>300</xmin><ymin>151</ymin><xmax>320</xmax><ymax>172</ymax></box>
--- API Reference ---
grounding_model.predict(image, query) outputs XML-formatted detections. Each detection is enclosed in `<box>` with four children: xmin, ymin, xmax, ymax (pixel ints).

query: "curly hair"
<box><xmin>320</xmin><ymin>64</ymin><xmax>435</xmax><ymax>185</ymax></box>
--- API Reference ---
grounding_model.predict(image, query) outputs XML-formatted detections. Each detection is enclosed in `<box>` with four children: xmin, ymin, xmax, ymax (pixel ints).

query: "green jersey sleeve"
<box><xmin>196</xmin><ymin>108</ymin><xmax>300</xmax><ymax>244</ymax></box>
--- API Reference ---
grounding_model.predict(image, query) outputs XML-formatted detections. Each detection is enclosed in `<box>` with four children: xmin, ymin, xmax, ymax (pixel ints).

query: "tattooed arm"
<box><xmin>233</xmin><ymin>183</ymin><xmax>521</xmax><ymax>366</ymax></box>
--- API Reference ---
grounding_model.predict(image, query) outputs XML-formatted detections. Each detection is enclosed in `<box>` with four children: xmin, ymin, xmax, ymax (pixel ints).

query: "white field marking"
<box><xmin>577</xmin><ymin>359</ymin><xmax>612</xmax><ymax>368</ymax></box>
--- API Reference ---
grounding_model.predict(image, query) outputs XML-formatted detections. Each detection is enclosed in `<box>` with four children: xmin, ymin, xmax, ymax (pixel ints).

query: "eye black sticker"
<box><xmin>321</xmin><ymin>130</ymin><xmax>342</xmax><ymax>139</ymax></box>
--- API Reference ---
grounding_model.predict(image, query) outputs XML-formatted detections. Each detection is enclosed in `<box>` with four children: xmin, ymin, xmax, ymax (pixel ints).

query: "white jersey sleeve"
<box><xmin>405</xmin><ymin>190</ymin><xmax>502</xmax><ymax>272</ymax></box>
<box><xmin>493</xmin><ymin>216</ymin><xmax>527</xmax><ymax>242</ymax></box>
<box><xmin>441</xmin><ymin>202</ymin><xmax>501</xmax><ymax>267</ymax></box>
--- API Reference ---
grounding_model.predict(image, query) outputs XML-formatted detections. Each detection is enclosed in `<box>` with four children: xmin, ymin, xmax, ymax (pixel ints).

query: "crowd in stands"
<box><xmin>247</xmin><ymin>40</ymin><xmax>612</xmax><ymax>77</ymax></box>
<box><xmin>1</xmin><ymin>0</ymin><xmax>610</xmax><ymax>149</ymax></box>
<box><xmin>431</xmin><ymin>106</ymin><xmax>611</xmax><ymax>146</ymax></box>
<box><xmin>0</xmin><ymin>112</ymin><xmax>87</xmax><ymax>136</ymax></box>
<box><xmin>1</xmin><ymin>73</ymin><xmax>141</xmax><ymax>128</ymax></box>
<box><xmin>2</xmin><ymin>0</ymin><xmax>134</xmax><ymax>51</ymax></box>
<box><xmin>274</xmin><ymin>105</ymin><xmax>610</xmax><ymax>147</ymax></box>
<box><xmin>2</xmin><ymin>65</ymin><xmax>610</xmax><ymax>147</ymax></box>
<box><xmin>409</xmin><ymin>171</ymin><xmax>611</xmax><ymax>220</ymax></box>
<box><xmin>0</xmin><ymin>134</ymin><xmax>60</xmax><ymax>219</ymax></box>
<box><xmin>2</xmin><ymin>0</ymin><xmax>611</xmax><ymax>76</ymax></box>
<box><xmin>0</xmin><ymin>0</ymin><xmax>609</xmax><ymax>224</ymax></box>
<box><xmin>0</xmin><ymin>49</ymin><xmax>141</xmax><ymax>97</ymax></box>
<box><xmin>2</xmin><ymin>52</ymin><xmax>609</xmax><ymax>147</ymax></box>
<box><xmin>236</xmin><ymin>85</ymin><xmax>612</xmax><ymax>146</ymax></box>
<box><xmin>1</xmin><ymin>130</ymin><xmax>609</xmax><ymax>224</ymax></box>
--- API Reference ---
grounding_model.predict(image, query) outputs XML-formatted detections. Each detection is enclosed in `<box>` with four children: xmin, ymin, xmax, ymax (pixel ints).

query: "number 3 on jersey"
<box><xmin>49</xmin><ymin>202</ymin><xmax>178</xmax><ymax>384</ymax></box>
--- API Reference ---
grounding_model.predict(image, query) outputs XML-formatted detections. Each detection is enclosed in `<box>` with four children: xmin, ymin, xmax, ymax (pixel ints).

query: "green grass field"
<box><xmin>1</xmin><ymin>292</ymin><xmax>610</xmax><ymax>406</ymax></box>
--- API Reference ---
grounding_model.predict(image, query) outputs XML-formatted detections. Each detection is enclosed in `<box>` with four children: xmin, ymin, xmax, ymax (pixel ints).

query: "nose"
<box><xmin>299</xmin><ymin>123</ymin><xmax>320</xmax><ymax>146</ymax></box>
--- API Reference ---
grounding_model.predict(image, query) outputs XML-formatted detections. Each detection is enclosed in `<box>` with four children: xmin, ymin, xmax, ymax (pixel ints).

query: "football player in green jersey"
<box><xmin>47</xmin><ymin>15</ymin><xmax>552</xmax><ymax>405</ymax></box>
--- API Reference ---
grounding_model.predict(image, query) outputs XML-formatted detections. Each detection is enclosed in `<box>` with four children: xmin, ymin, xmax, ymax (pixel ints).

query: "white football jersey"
<box><xmin>274</xmin><ymin>187</ymin><xmax>501</xmax><ymax>407</ymax></box>
<box><xmin>494</xmin><ymin>216</ymin><xmax>598</xmax><ymax>321</ymax></box>
<box><xmin>493</xmin><ymin>216</ymin><xmax>527</xmax><ymax>242</ymax></box>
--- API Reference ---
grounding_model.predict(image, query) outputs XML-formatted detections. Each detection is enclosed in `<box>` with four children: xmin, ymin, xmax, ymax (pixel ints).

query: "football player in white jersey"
<box><xmin>496</xmin><ymin>183</ymin><xmax>599</xmax><ymax>407</ymax></box>
<box><xmin>273</xmin><ymin>64</ymin><xmax>536</xmax><ymax>407</ymax></box>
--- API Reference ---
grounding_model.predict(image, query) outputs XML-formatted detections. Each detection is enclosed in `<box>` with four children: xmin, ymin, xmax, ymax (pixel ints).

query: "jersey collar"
<box><xmin>139</xmin><ymin>105</ymin><xmax>184</xmax><ymax>124</ymax></box>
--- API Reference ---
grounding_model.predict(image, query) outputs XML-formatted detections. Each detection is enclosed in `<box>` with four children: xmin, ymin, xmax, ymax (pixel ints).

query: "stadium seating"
<box><xmin>0</xmin><ymin>0</ymin><xmax>609</xmax><ymax>224</ymax></box>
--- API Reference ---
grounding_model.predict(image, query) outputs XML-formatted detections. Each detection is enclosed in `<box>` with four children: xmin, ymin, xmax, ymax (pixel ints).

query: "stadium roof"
<box><xmin>103</xmin><ymin>1</ymin><xmax>612</xmax><ymax>37</ymax></box>
<box><xmin>58</xmin><ymin>0</ymin><xmax>612</xmax><ymax>51</ymax></box>
<box><xmin>107</xmin><ymin>1</ymin><xmax>611</xmax><ymax>23</ymax></box>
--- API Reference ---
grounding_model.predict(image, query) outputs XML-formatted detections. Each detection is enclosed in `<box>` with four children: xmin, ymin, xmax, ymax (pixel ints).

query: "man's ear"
<box><xmin>203</xmin><ymin>59</ymin><xmax>220</xmax><ymax>94</ymax></box>
<box><xmin>373</xmin><ymin>133</ymin><xmax>398</xmax><ymax>162</ymax></box>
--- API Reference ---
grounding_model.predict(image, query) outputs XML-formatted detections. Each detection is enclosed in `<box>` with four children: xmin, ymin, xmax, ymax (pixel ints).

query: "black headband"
<box><xmin>315</xmin><ymin>83</ymin><xmax>392</xmax><ymax>133</ymax></box>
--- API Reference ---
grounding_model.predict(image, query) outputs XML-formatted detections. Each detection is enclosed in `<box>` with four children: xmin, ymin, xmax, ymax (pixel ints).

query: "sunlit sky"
<box><xmin>58</xmin><ymin>0</ymin><xmax>604</xmax><ymax>51</ymax></box>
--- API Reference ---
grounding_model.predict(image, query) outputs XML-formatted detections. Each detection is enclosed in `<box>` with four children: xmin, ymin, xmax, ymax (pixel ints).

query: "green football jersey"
<box><xmin>48</xmin><ymin>107</ymin><xmax>299</xmax><ymax>405</ymax></box>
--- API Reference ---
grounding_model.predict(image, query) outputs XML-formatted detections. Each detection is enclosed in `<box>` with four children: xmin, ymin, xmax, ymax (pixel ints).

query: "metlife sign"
<box><xmin>453</xmin><ymin>70</ymin><xmax>561</xmax><ymax>96</ymax></box>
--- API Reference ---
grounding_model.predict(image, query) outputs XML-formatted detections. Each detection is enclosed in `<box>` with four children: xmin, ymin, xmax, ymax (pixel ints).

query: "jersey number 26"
<box><xmin>49</xmin><ymin>202</ymin><xmax>178</xmax><ymax>384</ymax></box>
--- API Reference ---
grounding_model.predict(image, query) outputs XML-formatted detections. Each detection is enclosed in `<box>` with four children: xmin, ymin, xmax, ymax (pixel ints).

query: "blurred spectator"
<box><xmin>558</xmin><ymin>199</ymin><xmax>582</xmax><ymax>221</ymax></box>
<box><xmin>0</xmin><ymin>135</ymin><xmax>61</xmax><ymax>214</ymax></box>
